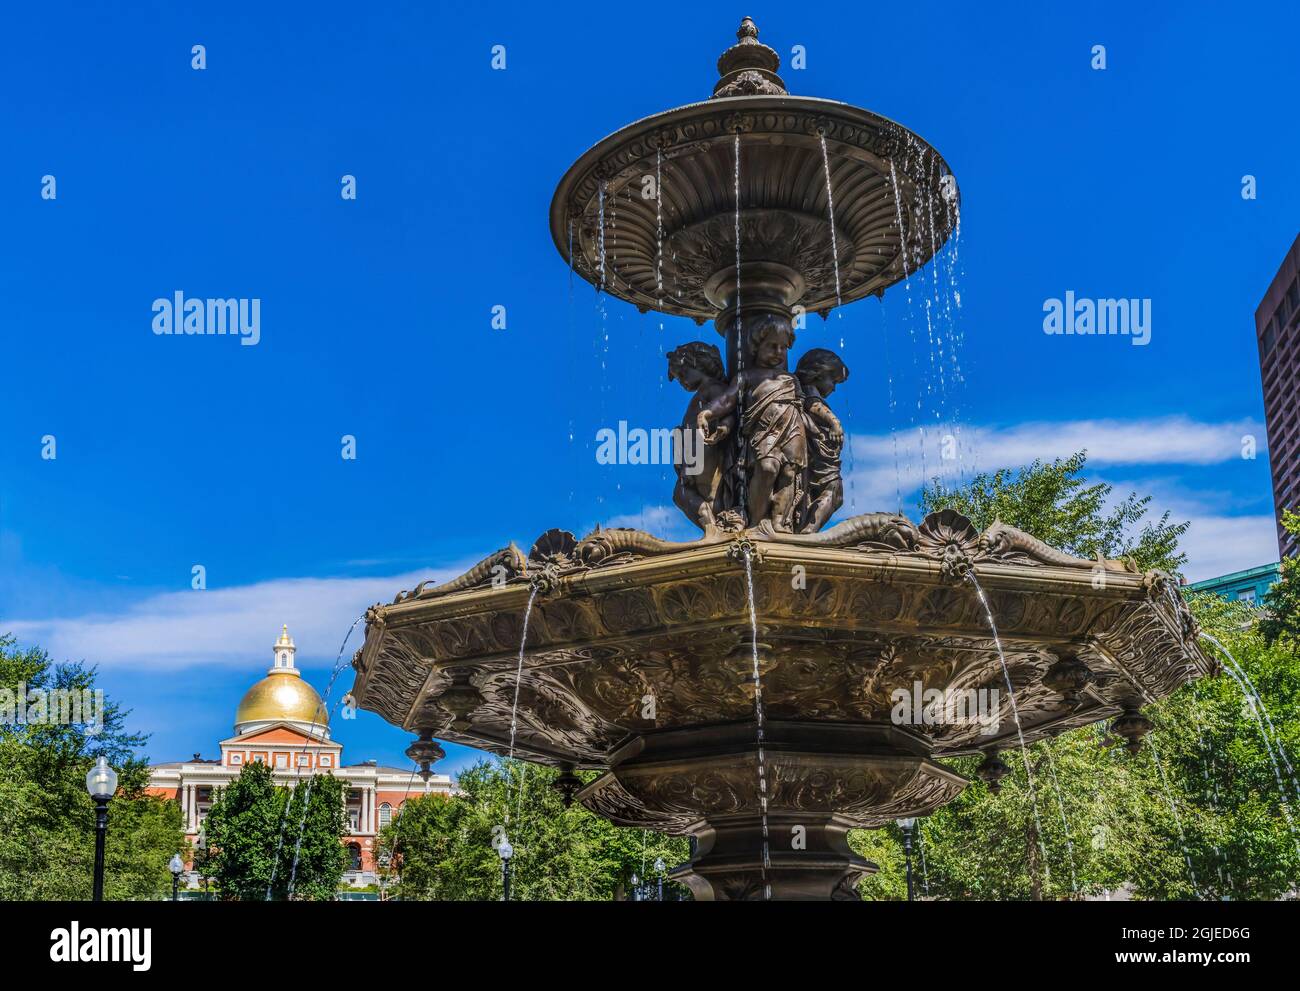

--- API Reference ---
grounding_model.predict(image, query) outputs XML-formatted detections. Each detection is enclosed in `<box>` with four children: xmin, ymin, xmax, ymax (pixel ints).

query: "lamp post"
<box><xmin>85</xmin><ymin>757</ymin><xmax>118</xmax><ymax>902</ymax></box>
<box><xmin>897</xmin><ymin>817</ymin><xmax>916</xmax><ymax>902</ymax></box>
<box><xmin>654</xmin><ymin>858</ymin><xmax>666</xmax><ymax>901</ymax></box>
<box><xmin>195</xmin><ymin>827</ymin><xmax>209</xmax><ymax>896</ymax></box>
<box><xmin>630</xmin><ymin>872</ymin><xmax>640</xmax><ymax>901</ymax></box>
<box><xmin>168</xmin><ymin>854</ymin><xmax>184</xmax><ymax>901</ymax></box>
<box><xmin>377</xmin><ymin>851</ymin><xmax>391</xmax><ymax>901</ymax></box>
<box><xmin>498</xmin><ymin>839</ymin><xmax>513</xmax><ymax>902</ymax></box>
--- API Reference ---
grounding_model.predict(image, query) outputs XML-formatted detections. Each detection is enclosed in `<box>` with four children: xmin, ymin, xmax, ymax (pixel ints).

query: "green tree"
<box><xmin>202</xmin><ymin>760</ymin><xmax>347</xmax><ymax>900</ymax></box>
<box><xmin>379</xmin><ymin>760</ymin><xmax>689</xmax><ymax>900</ymax></box>
<box><xmin>1136</xmin><ymin>594</ymin><xmax>1300</xmax><ymax>899</ymax></box>
<box><xmin>848</xmin><ymin>454</ymin><xmax>1300</xmax><ymax>899</ymax></box>
<box><xmin>922</xmin><ymin>451</ymin><xmax>1189</xmax><ymax>573</ymax></box>
<box><xmin>278</xmin><ymin>772</ymin><xmax>348</xmax><ymax>901</ymax></box>
<box><xmin>0</xmin><ymin>634</ymin><xmax>185</xmax><ymax>900</ymax></box>
<box><xmin>1261</xmin><ymin>509</ymin><xmax>1300</xmax><ymax>647</ymax></box>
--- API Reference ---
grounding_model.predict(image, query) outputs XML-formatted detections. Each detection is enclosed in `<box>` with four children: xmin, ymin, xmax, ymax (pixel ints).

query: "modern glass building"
<box><xmin>1257</xmin><ymin>232</ymin><xmax>1300</xmax><ymax>559</ymax></box>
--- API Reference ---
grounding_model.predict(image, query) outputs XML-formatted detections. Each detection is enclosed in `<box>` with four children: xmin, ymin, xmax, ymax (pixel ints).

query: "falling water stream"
<box><xmin>963</xmin><ymin>572</ymin><xmax>1051</xmax><ymax>884</ymax></box>
<box><xmin>274</xmin><ymin>615</ymin><xmax>363</xmax><ymax>899</ymax></box>
<box><xmin>597</xmin><ymin>180</ymin><xmax>607</xmax><ymax>291</ymax></box>
<box><xmin>1040</xmin><ymin>744</ymin><xmax>1079</xmax><ymax>894</ymax></box>
<box><xmin>1198</xmin><ymin>633</ymin><xmax>1300</xmax><ymax>856</ymax></box>
<box><xmin>1146</xmin><ymin>736</ymin><xmax>1202</xmax><ymax>894</ymax></box>
<box><xmin>507</xmin><ymin>586</ymin><xmax>541</xmax><ymax>828</ymax></box>
<box><xmin>655</xmin><ymin>147</ymin><xmax>664</xmax><ymax>306</ymax></box>
<box><xmin>888</xmin><ymin>159</ymin><xmax>930</xmax><ymax>490</ymax></box>
<box><xmin>917</xmin><ymin>821</ymin><xmax>930</xmax><ymax>896</ymax></box>
<box><xmin>817</xmin><ymin>134</ymin><xmax>842</xmax><ymax>307</ymax></box>
<box><xmin>733</xmin><ymin>132</ymin><xmax>749</xmax><ymax>519</ymax></box>
<box><xmin>1201</xmin><ymin>632</ymin><xmax>1300</xmax><ymax>793</ymax></box>
<box><xmin>741</xmin><ymin>547</ymin><xmax>773</xmax><ymax>901</ymax></box>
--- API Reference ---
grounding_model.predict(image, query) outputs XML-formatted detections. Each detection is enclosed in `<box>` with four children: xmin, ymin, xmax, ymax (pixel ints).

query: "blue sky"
<box><xmin>1</xmin><ymin>0</ymin><xmax>1295</xmax><ymax>775</ymax></box>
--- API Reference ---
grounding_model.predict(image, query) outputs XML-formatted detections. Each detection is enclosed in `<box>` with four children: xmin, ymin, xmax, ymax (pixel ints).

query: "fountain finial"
<box><xmin>713</xmin><ymin>17</ymin><xmax>787</xmax><ymax>98</ymax></box>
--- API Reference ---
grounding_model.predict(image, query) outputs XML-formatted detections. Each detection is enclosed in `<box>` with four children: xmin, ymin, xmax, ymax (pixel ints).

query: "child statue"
<box><xmin>697</xmin><ymin>313</ymin><xmax>808</xmax><ymax>531</ymax></box>
<box><xmin>795</xmin><ymin>348</ymin><xmax>850</xmax><ymax>532</ymax></box>
<box><xmin>667</xmin><ymin>342</ymin><xmax>733</xmax><ymax>536</ymax></box>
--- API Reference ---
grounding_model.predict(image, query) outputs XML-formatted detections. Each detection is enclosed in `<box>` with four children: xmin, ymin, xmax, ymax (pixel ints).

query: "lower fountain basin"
<box><xmin>351</xmin><ymin>510</ymin><xmax>1214</xmax><ymax>898</ymax></box>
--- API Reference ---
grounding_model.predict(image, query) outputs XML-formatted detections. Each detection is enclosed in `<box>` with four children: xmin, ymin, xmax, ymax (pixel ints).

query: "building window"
<box><xmin>378</xmin><ymin>803</ymin><xmax>393</xmax><ymax>828</ymax></box>
<box><xmin>348</xmin><ymin>809</ymin><xmax>359</xmax><ymax>831</ymax></box>
<box><xmin>252</xmin><ymin>754</ymin><xmax>265</xmax><ymax>764</ymax></box>
<box><xmin>319</xmin><ymin>755</ymin><xmax>332</xmax><ymax>767</ymax></box>
<box><xmin>347</xmin><ymin>843</ymin><xmax>362</xmax><ymax>871</ymax></box>
<box><xmin>297</xmin><ymin>754</ymin><xmax>310</xmax><ymax>767</ymax></box>
<box><xmin>274</xmin><ymin>753</ymin><xmax>288</xmax><ymax>768</ymax></box>
<box><xmin>230</xmin><ymin>753</ymin><xmax>242</xmax><ymax>765</ymax></box>
<box><xmin>1237</xmin><ymin>588</ymin><xmax>1257</xmax><ymax>603</ymax></box>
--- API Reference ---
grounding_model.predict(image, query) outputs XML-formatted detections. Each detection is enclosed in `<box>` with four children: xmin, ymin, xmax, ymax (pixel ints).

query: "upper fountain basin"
<box><xmin>550</xmin><ymin>92</ymin><xmax>957</xmax><ymax>324</ymax></box>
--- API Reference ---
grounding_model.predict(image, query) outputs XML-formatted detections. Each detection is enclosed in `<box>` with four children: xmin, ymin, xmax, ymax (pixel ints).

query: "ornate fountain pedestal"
<box><xmin>350</xmin><ymin>19</ymin><xmax>1216</xmax><ymax>899</ymax></box>
<box><xmin>580</xmin><ymin>721</ymin><xmax>964</xmax><ymax>900</ymax></box>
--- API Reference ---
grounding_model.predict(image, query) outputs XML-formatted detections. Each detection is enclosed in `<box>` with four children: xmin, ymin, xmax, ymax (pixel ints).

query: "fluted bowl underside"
<box><xmin>550</xmin><ymin>95</ymin><xmax>958</xmax><ymax>322</ymax></box>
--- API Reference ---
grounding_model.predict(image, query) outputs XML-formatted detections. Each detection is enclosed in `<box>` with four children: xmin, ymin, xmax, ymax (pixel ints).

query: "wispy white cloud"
<box><xmin>597</xmin><ymin>504</ymin><xmax>697</xmax><ymax>539</ymax></box>
<box><xmin>3</xmin><ymin>566</ymin><xmax>463</xmax><ymax>672</ymax></box>
<box><xmin>3</xmin><ymin>416</ymin><xmax>1274</xmax><ymax>672</ymax></box>
<box><xmin>845</xmin><ymin>415</ymin><xmax>1264</xmax><ymax>510</ymax></box>
<box><xmin>1177</xmin><ymin>513</ymin><xmax>1279</xmax><ymax>582</ymax></box>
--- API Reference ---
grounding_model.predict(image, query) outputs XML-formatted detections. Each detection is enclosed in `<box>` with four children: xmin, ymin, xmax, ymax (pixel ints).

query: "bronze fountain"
<box><xmin>352</xmin><ymin>19</ymin><xmax>1215</xmax><ymax>900</ymax></box>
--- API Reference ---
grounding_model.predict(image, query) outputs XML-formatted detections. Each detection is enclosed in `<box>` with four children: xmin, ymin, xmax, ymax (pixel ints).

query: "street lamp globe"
<box><xmin>85</xmin><ymin>757</ymin><xmax>118</xmax><ymax>801</ymax></box>
<box><xmin>896</xmin><ymin>817</ymin><xmax>916</xmax><ymax>830</ymax></box>
<box><xmin>497</xmin><ymin>839</ymin><xmax>513</xmax><ymax>861</ymax></box>
<box><xmin>168</xmin><ymin>854</ymin><xmax>184</xmax><ymax>876</ymax></box>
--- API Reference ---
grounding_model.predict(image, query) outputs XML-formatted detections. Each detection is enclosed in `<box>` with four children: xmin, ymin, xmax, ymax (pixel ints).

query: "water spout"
<box><xmin>964</xmin><ymin>571</ymin><xmax>1051</xmax><ymax>884</ymax></box>
<box><xmin>817</xmin><ymin>133</ymin><xmax>842</xmax><ymax>307</ymax></box>
<box><xmin>741</xmin><ymin>545</ymin><xmax>772</xmax><ymax>901</ymax></box>
<box><xmin>276</xmin><ymin>614</ymin><xmax>364</xmax><ymax>899</ymax></box>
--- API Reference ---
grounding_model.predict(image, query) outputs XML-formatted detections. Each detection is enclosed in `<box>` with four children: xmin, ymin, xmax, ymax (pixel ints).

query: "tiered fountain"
<box><xmin>351</xmin><ymin>19</ymin><xmax>1215</xmax><ymax>900</ymax></box>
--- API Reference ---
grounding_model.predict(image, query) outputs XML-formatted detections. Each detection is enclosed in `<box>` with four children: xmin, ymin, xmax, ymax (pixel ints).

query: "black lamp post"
<box><xmin>498</xmin><ymin>838</ymin><xmax>513</xmax><ymax>901</ymax></box>
<box><xmin>897</xmin><ymin>817</ymin><xmax>916</xmax><ymax>902</ymax></box>
<box><xmin>377</xmin><ymin>851</ymin><xmax>391</xmax><ymax>901</ymax></box>
<box><xmin>169</xmin><ymin>854</ymin><xmax>184</xmax><ymax>901</ymax></box>
<box><xmin>85</xmin><ymin>757</ymin><xmax>118</xmax><ymax>902</ymax></box>
<box><xmin>654</xmin><ymin>857</ymin><xmax>666</xmax><ymax>901</ymax></box>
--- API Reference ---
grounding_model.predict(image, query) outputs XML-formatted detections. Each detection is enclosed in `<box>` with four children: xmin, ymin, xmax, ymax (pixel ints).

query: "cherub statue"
<box><xmin>667</xmin><ymin>341</ymin><xmax>733</xmax><ymax>535</ymax></box>
<box><xmin>697</xmin><ymin>313</ymin><xmax>807</xmax><ymax>531</ymax></box>
<box><xmin>795</xmin><ymin>348</ymin><xmax>850</xmax><ymax>532</ymax></box>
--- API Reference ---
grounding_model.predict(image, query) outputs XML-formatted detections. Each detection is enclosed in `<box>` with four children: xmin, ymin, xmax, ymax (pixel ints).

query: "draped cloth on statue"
<box><xmin>742</xmin><ymin>375</ymin><xmax>808</xmax><ymax>470</ymax></box>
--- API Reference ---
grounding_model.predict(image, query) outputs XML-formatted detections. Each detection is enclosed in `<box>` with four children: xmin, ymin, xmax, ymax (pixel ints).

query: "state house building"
<box><xmin>147</xmin><ymin>626</ymin><xmax>452</xmax><ymax>887</ymax></box>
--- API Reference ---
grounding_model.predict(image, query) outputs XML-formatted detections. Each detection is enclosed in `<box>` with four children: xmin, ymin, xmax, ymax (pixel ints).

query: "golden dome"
<box><xmin>234</xmin><ymin>670</ymin><xmax>328</xmax><ymax>732</ymax></box>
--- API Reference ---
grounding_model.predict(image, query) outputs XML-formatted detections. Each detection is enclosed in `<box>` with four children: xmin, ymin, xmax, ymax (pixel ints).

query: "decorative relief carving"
<box><xmin>355</xmin><ymin>503</ymin><xmax>1211</xmax><ymax>834</ymax></box>
<box><xmin>579</xmin><ymin>753</ymin><xmax>966</xmax><ymax>833</ymax></box>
